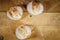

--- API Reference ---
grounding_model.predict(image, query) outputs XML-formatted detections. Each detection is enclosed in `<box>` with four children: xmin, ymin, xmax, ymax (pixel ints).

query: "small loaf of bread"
<box><xmin>16</xmin><ymin>25</ymin><xmax>32</xmax><ymax>39</ymax></box>
<box><xmin>7</xmin><ymin>6</ymin><xmax>23</xmax><ymax>20</ymax></box>
<box><xmin>27</xmin><ymin>1</ymin><xmax>44</xmax><ymax>15</ymax></box>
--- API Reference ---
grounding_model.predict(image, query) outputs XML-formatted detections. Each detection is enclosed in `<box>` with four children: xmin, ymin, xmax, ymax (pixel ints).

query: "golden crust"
<box><xmin>18</xmin><ymin>25</ymin><xmax>26</xmax><ymax>35</ymax></box>
<box><xmin>9</xmin><ymin>7</ymin><xmax>19</xmax><ymax>15</ymax></box>
<box><xmin>32</xmin><ymin>1</ymin><xmax>40</xmax><ymax>11</ymax></box>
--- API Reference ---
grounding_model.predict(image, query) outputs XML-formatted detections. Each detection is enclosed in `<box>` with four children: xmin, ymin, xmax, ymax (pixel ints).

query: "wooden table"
<box><xmin>0</xmin><ymin>12</ymin><xmax>60</xmax><ymax>40</ymax></box>
<box><xmin>0</xmin><ymin>0</ymin><xmax>60</xmax><ymax>40</ymax></box>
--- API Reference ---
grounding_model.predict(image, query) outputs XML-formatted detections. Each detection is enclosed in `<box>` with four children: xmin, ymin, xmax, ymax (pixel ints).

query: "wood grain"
<box><xmin>0</xmin><ymin>0</ymin><xmax>60</xmax><ymax>40</ymax></box>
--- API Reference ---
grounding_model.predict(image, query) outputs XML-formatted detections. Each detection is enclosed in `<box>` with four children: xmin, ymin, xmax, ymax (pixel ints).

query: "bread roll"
<box><xmin>7</xmin><ymin>6</ymin><xmax>23</xmax><ymax>20</ymax></box>
<box><xmin>27</xmin><ymin>1</ymin><xmax>44</xmax><ymax>15</ymax></box>
<box><xmin>16</xmin><ymin>25</ymin><xmax>31</xmax><ymax>39</ymax></box>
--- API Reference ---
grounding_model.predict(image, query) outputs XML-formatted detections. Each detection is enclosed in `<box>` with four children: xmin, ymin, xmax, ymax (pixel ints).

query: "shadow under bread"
<box><xmin>20</xmin><ymin>4</ymin><xmax>31</xmax><ymax>20</ymax></box>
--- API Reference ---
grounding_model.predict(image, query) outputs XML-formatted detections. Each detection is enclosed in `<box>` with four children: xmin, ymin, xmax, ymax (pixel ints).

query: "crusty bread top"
<box><xmin>9</xmin><ymin>7</ymin><xmax>19</xmax><ymax>15</ymax></box>
<box><xmin>32</xmin><ymin>1</ymin><xmax>40</xmax><ymax>10</ymax></box>
<box><xmin>18</xmin><ymin>25</ymin><xmax>26</xmax><ymax>35</ymax></box>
